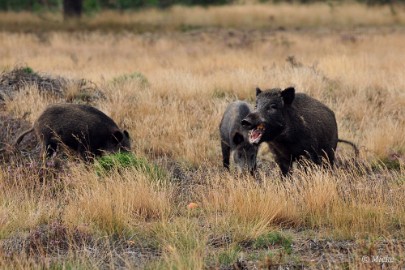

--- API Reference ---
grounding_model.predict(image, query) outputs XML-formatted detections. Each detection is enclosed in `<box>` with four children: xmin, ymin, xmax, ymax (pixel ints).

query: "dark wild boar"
<box><xmin>220</xmin><ymin>101</ymin><xmax>259</xmax><ymax>175</ymax></box>
<box><xmin>241</xmin><ymin>87</ymin><xmax>358</xmax><ymax>176</ymax></box>
<box><xmin>15</xmin><ymin>103</ymin><xmax>131</xmax><ymax>159</ymax></box>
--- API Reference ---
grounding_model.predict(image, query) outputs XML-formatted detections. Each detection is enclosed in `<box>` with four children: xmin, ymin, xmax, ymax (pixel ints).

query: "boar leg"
<box><xmin>275</xmin><ymin>155</ymin><xmax>292</xmax><ymax>177</ymax></box>
<box><xmin>325</xmin><ymin>150</ymin><xmax>335</xmax><ymax>168</ymax></box>
<box><xmin>44</xmin><ymin>140</ymin><xmax>58</xmax><ymax>158</ymax></box>
<box><xmin>221</xmin><ymin>141</ymin><xmax>231</xmax><ymax>170</ymax></box>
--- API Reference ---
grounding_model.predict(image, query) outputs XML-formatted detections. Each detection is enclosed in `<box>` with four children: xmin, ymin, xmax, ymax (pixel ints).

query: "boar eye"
<box><xmin>267</xmin><ymin>104</ymin><xmax>277</xmax><ymax>111</ymax></box>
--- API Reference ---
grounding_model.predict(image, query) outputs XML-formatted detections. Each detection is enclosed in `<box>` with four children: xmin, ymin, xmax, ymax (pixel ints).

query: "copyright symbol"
<box><xmin>362</xmin><ymin>256</ymin><xmax>370</xmax><ymax>263</ymax></box>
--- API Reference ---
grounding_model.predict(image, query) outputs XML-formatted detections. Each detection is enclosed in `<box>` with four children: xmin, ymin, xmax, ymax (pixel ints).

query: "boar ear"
<box><xmin>113</xmin><ymin>130</ymin><xmax>124</xmax><ymax>143</ymax></box>
<box><xmin>281</xmin><ymin>87</ymin><xmax>295</xmax><ymax>105</ymax></box>
<box><xmin>256</xmin><ymin>87</ymin><xmax>262</xmax><ymax>96</ymax></box>
<box><xmin>123</xmin><ymin>130</ymin><xmax>130</xmax><ymax>139</ymax></box>
<box><xmin>232</xmin><ymin>132</ymin><xmax>244</xmax><ymax>145</ymax></box>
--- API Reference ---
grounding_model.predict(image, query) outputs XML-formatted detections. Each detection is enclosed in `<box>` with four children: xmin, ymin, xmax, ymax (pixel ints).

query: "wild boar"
<box><xmin>220</xmin><ymin>101</ymin><xmax>259</xmax><ymax>175</ymax></box>
<box><xmin>14</xmin><ymin>103</ymin><xmax>130</xmax><ymax>159</ymax></box>
<box><xmin>242</xmin><ymin>87</ymin><xmax>357</xmax><ymax>176</ymax></box>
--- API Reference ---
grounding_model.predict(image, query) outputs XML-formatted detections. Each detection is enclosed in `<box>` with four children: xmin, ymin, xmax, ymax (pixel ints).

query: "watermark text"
<box><xmin>361</xmin><ymin>255</ymin><xmax>395</xmax><ymax>264</ymax></box>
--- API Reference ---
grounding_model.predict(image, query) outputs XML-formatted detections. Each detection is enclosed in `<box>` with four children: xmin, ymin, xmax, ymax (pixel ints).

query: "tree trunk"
<box><xmin>63</xmin><ymin>0</ymin><xmax>83</xmax><ymax>20</ymax></box>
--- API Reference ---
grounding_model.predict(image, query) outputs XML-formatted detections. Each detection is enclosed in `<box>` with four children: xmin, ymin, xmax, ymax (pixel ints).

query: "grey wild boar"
<box><xmin>241</xmin><ymin>87</ymin><xmax>358</xmax><ymax>176</ymax></box>
<box><xmin>15</xmin><ymin>104</ymin><xmax>131</xmax><ymax>159</ymax></box>
<box><xmin>220</xmin><ymin>101</ymin><xmax>259</xmax><ymax>175</ymax></box>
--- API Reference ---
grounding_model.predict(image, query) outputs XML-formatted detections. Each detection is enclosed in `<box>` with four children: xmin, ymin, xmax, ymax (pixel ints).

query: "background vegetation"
<box><xmin>0</xmin><ymin>0</ymin><xmax>403</xmax><ymax>12</ymax></box>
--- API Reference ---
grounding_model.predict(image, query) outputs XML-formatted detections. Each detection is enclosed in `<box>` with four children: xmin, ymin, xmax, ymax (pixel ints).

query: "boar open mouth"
<box><xmin>248</xmin><ymin>123</ymin><xmax>265</xmax><ymax>144</ymax></box>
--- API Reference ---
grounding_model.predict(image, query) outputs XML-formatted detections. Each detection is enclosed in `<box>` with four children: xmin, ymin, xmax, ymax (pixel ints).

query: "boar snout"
<box><xmin>241</xmin><ymin>113</ymin><xmax>259</xmax><ymax>130</ymax></box>
<box><xmin>241</xmin><ymin>113</ymin><xmax>266</xmax><ymax>145</ymax></box>
<box><xmin>241</xmin><ymin>113</ymin><xmax>263</xmax><ymax>129</ymax></box>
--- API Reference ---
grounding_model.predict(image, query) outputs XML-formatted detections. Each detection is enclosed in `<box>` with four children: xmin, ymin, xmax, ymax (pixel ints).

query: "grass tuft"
<box><xmin>253</xmin><ymin>231</ymin><xmax>293</xmax><ymax>255</ymax></box>
<box><xmin>21</xmin><ymin>66</ymin><xmax>35</xmax><ymax>75</ymax></box>
<box><xmin>94</xmin><ymin>152</ymin><xmax>166</xmax><ymax>180</ymax></box>
<box><xmin>111</xmin><ymin>72</ymin><xmax>150</xmax><ymax>89</ymax></box>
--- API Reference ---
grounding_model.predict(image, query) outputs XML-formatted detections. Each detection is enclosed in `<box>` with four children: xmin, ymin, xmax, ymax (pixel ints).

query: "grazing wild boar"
<box><xmin>241</xmin><ymin>87</ymin><xmax>358</xmax><ymax>176</ymax></box>
<box><xmin>15</xmin><ymin>104</ymin><xmax>130</xmax><ymax>159</ymax></box>
<box><xmin>220</xmin><ymin>101</ymin><xmax>259</xmax><ymax>175</ymax></box>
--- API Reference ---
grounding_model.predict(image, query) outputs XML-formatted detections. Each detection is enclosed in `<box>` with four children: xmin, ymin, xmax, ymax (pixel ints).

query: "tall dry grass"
<box><xmin>3</xmin><ymin>29</ymin><xmax>402</xmax><ymax>161</ymax></box>
<box><xmin>0</xmin><ymin>6</ymin><xmax>404</xmax><ymax>268</ymax></box>
<box><xmin>63</xmin><ymin>168</ymin><xmax>173</xmax><ymax>236</ymax></box>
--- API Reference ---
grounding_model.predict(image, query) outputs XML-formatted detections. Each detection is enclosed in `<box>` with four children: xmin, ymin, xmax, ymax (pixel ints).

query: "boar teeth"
<box><xmin>249</xmin><ymin>129</ymin><xmax>263</xmax><ymax>144</ymax></box>
<box><xmin>257</xmin><ymin>123</ymin><xmax>265</xmax><ymax>131</ymax></box>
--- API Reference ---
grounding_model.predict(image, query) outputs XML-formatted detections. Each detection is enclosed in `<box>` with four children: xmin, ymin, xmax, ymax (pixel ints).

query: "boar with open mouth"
<box><xmin>242</xmin><ymin>87</ymin><xmax>357</xmax><ymax>176</ymax></box>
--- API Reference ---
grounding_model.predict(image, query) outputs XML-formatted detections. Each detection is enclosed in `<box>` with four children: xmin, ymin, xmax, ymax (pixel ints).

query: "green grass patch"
<box><xmin>21</xmin><ymin>66</ymin><xmax>35</xmax><ymax>74</ymax></box>
<box><xmin>94</xmin><ymin>152</ymin><xmax>166</xmax><ymax>180</ymax></box>
<box><xmin>217</xmin><ymin>246</ymin><xmax>241</xmax><ymax>266</ymax></box>
<box><xmin>48</xmin><ymin>259</ymin><xmax>93</xmax><ymax>270</ymax></box>
<box><xmin>379</xmin><ymin>157</ymin><xmax>402</xmax><ymax>171</ymax></box>
<box><xmin>111</xmin><ymin>72</ymin><xmax>150</xmax><ymax>89</ymax></box>
<box><xmin>253</xmin><ymin>231</ymin><xmax>293</xmax><ymax>255</ymax></box>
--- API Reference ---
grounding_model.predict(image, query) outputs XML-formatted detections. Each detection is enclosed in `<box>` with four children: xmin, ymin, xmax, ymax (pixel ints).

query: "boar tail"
<box><xmin>338</xmin><ymin>139</ymin><xmax>359</xmax><ymax>157</ymax></box>
<box><xmin>14</xmin><ymin>127</ymin><xmax>34</xmax><ymax>147</ymax></box>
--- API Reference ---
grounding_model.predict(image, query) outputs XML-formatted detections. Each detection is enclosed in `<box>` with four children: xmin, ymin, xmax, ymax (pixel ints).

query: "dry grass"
<box><xmin>4</xmin><ymin>85</ymin><xmax>58</xmax><ymax>123</ymax></box>
<box><xmin>0</xmin><ymin>4</ymin><xmax>404</xmax><ymax>269</ymax></box>
<box><xmin>63</xmin><ymin>168</ymin><xmax>173</xmax><ymax>236</ymax></box>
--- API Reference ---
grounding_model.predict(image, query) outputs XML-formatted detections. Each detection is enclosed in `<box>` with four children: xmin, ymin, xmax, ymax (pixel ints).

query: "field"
<box><xmin>0</xmin><ymin>3</ymin><xmax>404</xmax><ymax>269</ymax></box>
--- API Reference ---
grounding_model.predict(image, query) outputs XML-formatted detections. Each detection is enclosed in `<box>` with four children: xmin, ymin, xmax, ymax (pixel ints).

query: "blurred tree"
<box><xmin>0</xmin><ymin>0</ymin><xmax>35</xmax><ymax>11</ymax></box>
<box><xmin>63</xmin><ymin>0</ymin><xmax>82</xmax><ymax>18</ymax></box>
